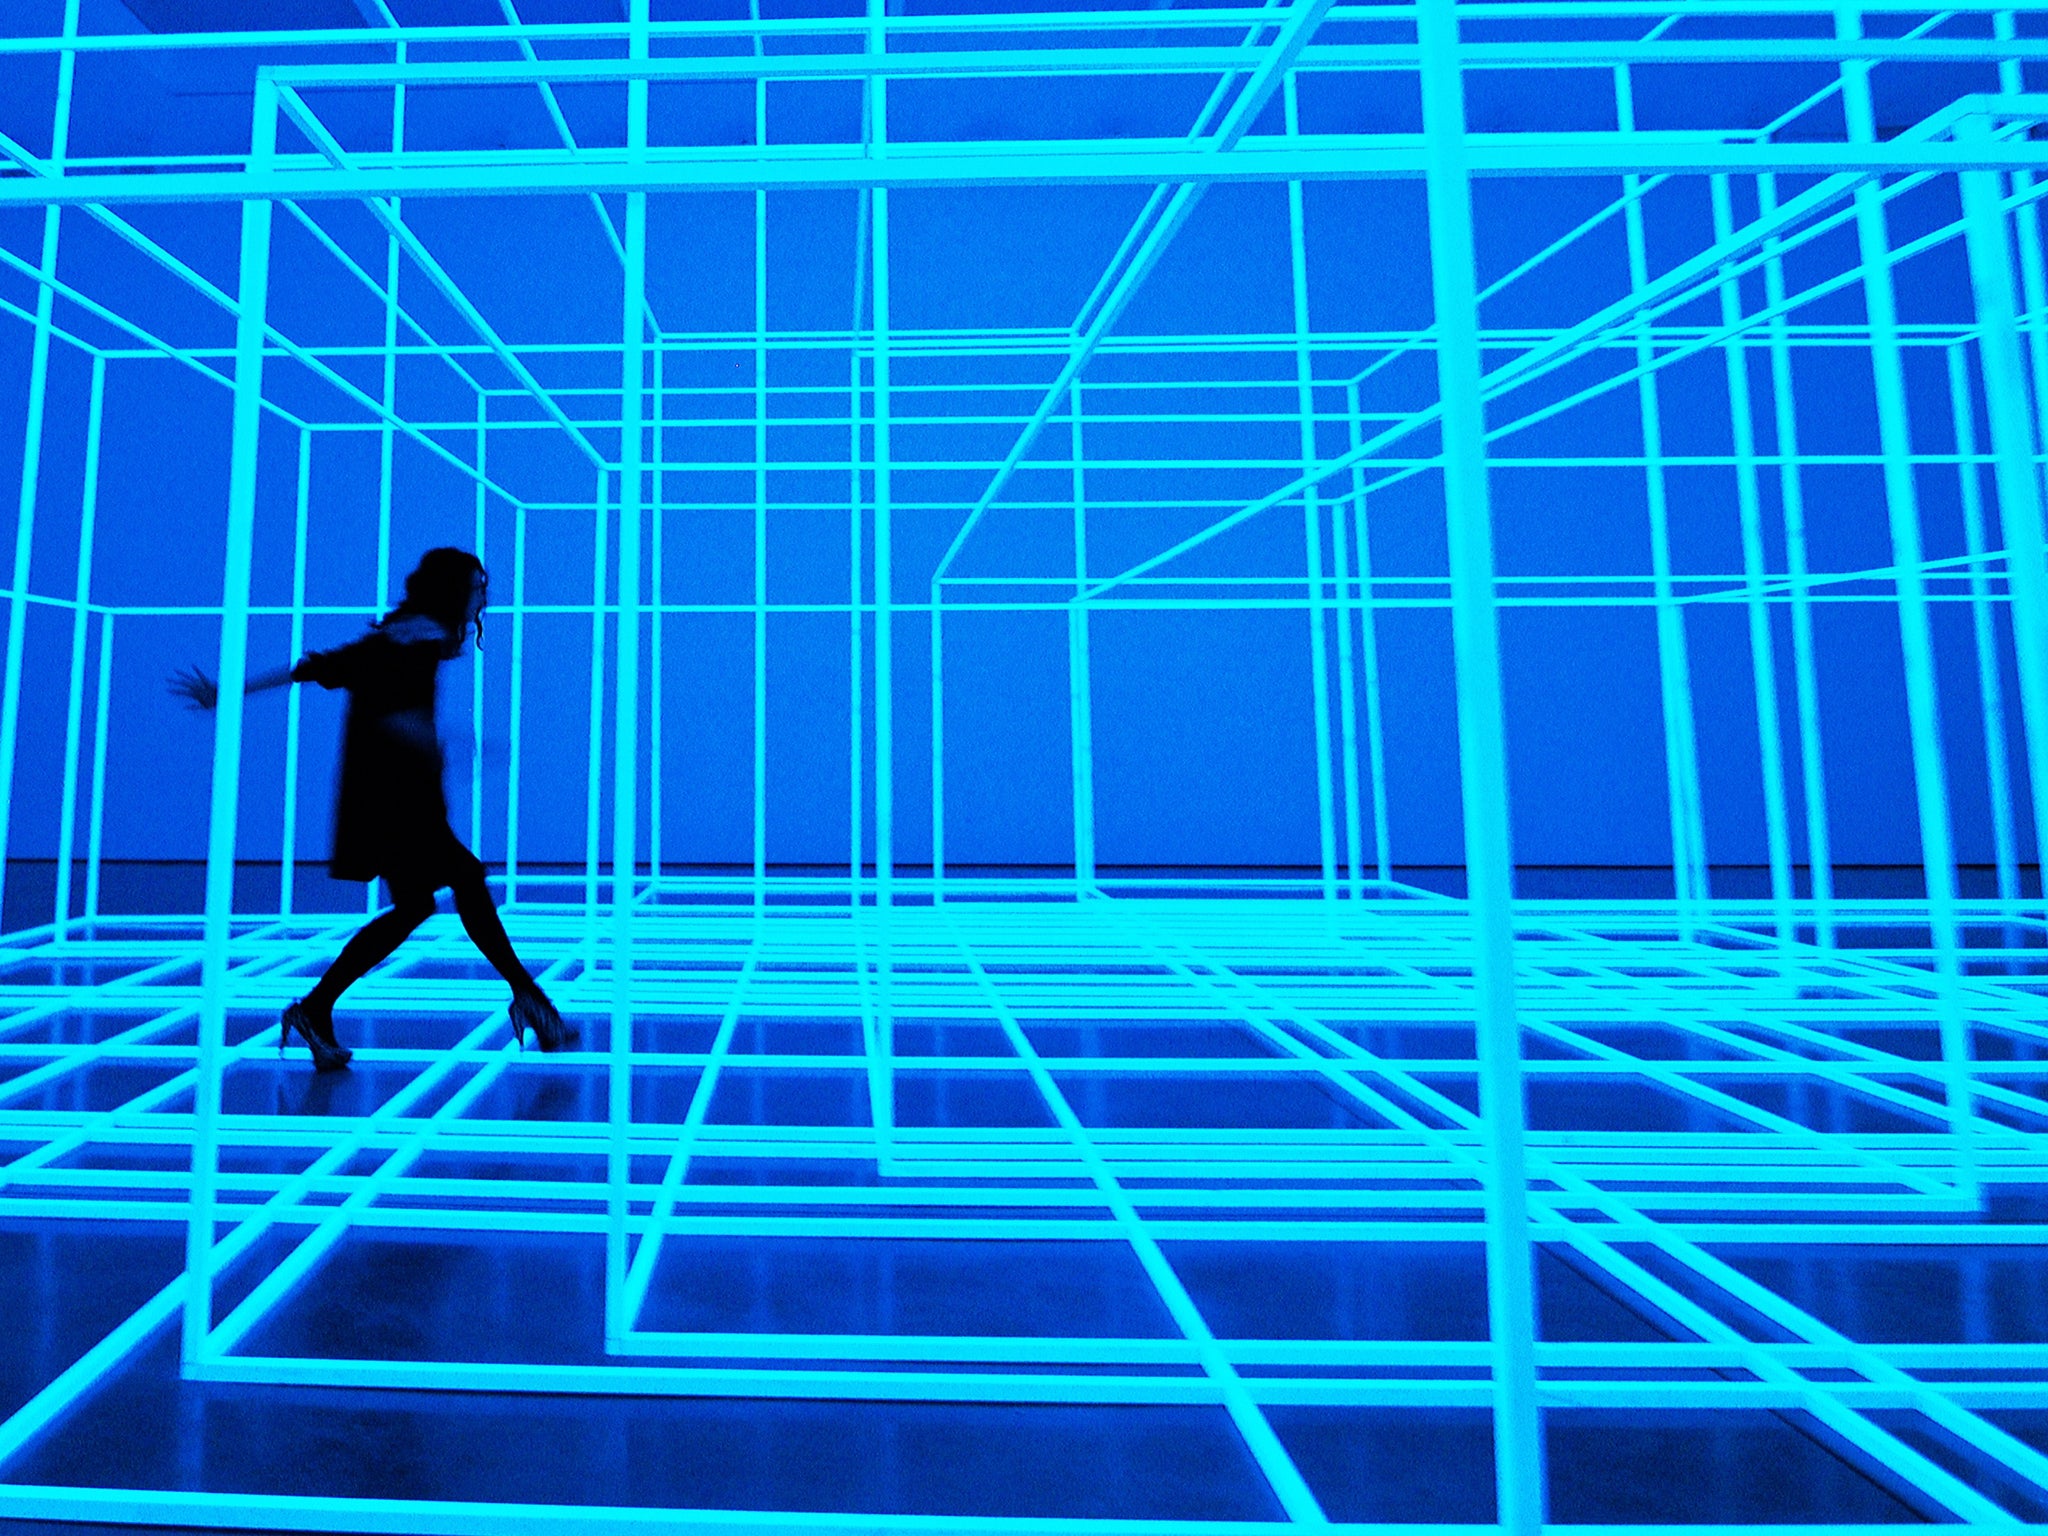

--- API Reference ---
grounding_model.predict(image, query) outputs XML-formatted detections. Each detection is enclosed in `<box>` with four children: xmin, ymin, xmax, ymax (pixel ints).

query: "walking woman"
<box><xmin>173</xmin><ymin>547</ymin><xmax>574</xmax><ymax>1070</ymax></box>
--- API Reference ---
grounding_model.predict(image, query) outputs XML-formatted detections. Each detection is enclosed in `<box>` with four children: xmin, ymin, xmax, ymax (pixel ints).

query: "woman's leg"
<box><xmin>449</xmin><ymin>852</ymin><xmax>535</xmax><ymax>992</ymax></box>
<box><xmin>447</xmin><ymin>849</ymin><xmax>576</xmax><ymax>1050</ymax></box>
<box><xmin>304</xmin><ymin>880</ymin><xmax>438</xmax><ymax>1013</ymax></box>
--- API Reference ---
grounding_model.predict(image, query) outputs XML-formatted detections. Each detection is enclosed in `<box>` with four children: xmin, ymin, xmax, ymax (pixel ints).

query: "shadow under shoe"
<box><xmin>281</xmin><ymin>1000</ymin><xmax>352</xmax><ymax>1073</ymax></box>
<box><xmin>510</xmin><ymin>986</ymin><xmax>579</xmax><ymax>1053</ymax></box>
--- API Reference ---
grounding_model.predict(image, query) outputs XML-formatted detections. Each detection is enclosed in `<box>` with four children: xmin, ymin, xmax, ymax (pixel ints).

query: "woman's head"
<box><xmin>392</xmin><ymin>547</ymin><xmax>487</xmax><ymax>650</ymax></box>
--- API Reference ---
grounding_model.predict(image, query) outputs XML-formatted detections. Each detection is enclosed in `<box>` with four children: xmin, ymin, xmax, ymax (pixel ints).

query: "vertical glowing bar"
<box><xmin>1946</xmin><ymin>344</ymin><xmax>2020</xmax><ymax>913</ymax></box>
<box><xmin>587</xmin><ymin>471</ymin><xmax>610</xmax><ymax>953</ymax></box>
<box><xmin>370</xmin><ymin>59</ymin><xmax>403</xmax><ymax>926</ymax></box>
<box><xmin>1959</xmin><ymin>118</ymin><xmax>2048</xmax><ymax>933</ymax></box>
<box><xmin>279</xmin><ymin>426</ymin><xmax>311</xmax><ymax>919</ymax></box>
<box><xmin>375</xmin><ymin>54</ymin><xmax>407</xmax><ymax>927</ymax></box>
<box><xmin>1995</xmin><ymin>52</ymin><xmax>2048</xmax><ymax>941</ymax></box>
<box><xmin>375</xmin><ymin>42</ymin><xmax>405</xmax><ymax>621</ymax></box>
<box><xmin>1996</xmin><ymin>14</ymin><xmax>2048</xmax><ymax>500</ymax></box>
<box><xmin>1347</xmin><ymin>381</ymin><xmax>1392</xmax><ymax>885</ymax></box>
<box><xmin>187</xmin><ymin>74</ymin><xmax>277</xmax><ymax>1365</ymax></box>
<box><xmin>650</xmin><ymin>343</ymin><xmax>664</xmax><ymax>889</ymax></box>
<box><xmin>1710</xmin><ymin>178</ymin><xmax>1794</xmax><ymax>948</ymax></box>
<box><xmin>1329</xmin><ymin>410</ymin><xmax>1364</xmax><ymax>902</ymax></box>
<box><xmin>472</xmin><ymin>395</ymin><xmax>486</xmax><ymax>860</ymax></box>
<box><xmin>930</xmin><ymin>573</ymin><xmax>945</xmax><ymax>901</ymax></box>
<box><xmin>753</xmin><ymin>12</ymin><xmax>770</xmax><ymax>912</ymax></box>
<box><xmin>919</xmin><ymin>0</ymin><xmax>943</xmax><ymax>904</ymax></box>
<box><xmin>84</xmin><ymin>611</ymin><xmax>111</xmax><ymax>925</ymax></box>
<box><xmin>1417</xmin><ymin>4</ymin><xmax>1544</xmax><ymax>1527</ymax></box>
<box><xmin>53</xmin><ymin>354</ymin><xmax>105</xmax><ymax>938</ymax></box>
<box><xmin>850</xmin><ymin>189</ymin><xmax>869</xmax><ymax>906</ymax></box>
<box><xmin>507</xmin><ymin>502</ymin><xmax>527</xmax><ymax>905</ymax></box>
<box><xmin>1068</xmin><ymin>370</ymin><xmax>1097</xmax><ymax>897</ymax></box>
<box><xmin>1760</xmin><ymin>175</ymin><xmax>1836</xmax><ymax>945</ymax></box>
<box><xmin>869</xmin><ymin>0</ymin><xmax>895</xmax><ymax>1150</ymax></box>
<box><xmin>609</xmin><ymin>4</ymin><xmax>650</xmax><ymax>1343</ymax></box>
<box><xmin>0</xmin><ymin>0</ymin><xmax>81</xmax><ymax>930</ymax></box>
<box><xmin>1838</xmin><ymin>5</ymin><xmax>1973</xmax><ymax>1189</ymax></box>
<box><xmin>1285</xmin><ymin>78</ymin><xmax>1338</xmax><ymax>904</ymax></box>
<box><xmin>872</xmin><ymin>188</ymin><xmax>892</xmax><ymax>906</ymax></box>
<box><xmin>1618</xmin><ymin>65</ymin><xmax>1708</xmax><ymax>927</ymax></box>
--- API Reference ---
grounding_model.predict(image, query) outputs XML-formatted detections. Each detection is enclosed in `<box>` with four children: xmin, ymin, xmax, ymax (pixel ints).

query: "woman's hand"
<box><xmin>167</xmin><ymin>663</ymin><xmax>298</xmax><ymax>711</ymax></box>
<box><xmin>168</xmin><ymin>665</ymin><xmax>219</xmax><ymax>712</ymax></box>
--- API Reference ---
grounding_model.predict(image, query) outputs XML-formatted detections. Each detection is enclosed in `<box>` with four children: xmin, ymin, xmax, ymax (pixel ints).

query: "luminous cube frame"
<box><xmin>1</xmin><ymin>2</ymin><xmax>2047</xmax><ymax>1531</ymax></box>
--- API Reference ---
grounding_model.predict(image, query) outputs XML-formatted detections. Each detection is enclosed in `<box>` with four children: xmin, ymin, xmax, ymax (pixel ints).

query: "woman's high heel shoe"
<box><xmin>509</xmin><ymin>985</ymin><xmax>578</xmax><ymax>1053</ymax></box>
<box><xmin>281</xmin><ymin>1000</ymin><xmax>352</xmax><ymax>1073</ymax></box>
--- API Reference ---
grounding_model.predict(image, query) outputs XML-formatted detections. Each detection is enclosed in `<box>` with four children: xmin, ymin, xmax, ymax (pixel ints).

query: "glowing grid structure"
<box><xmin>1</xmin><ymin>0</ymin><xmax>2048</xmax><ymax>1530</ymax></box>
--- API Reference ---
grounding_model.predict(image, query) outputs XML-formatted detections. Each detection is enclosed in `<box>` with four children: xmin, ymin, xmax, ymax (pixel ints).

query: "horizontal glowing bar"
<box><xmin>179</xmin><ymin>1355</ymin><xmax>2048</xmax><ymax>1411</ymax></box>
<box><xmin>7</xmin><ymin>137</ymin><xmax>2048</xmax><ymax>207</ymax></box>
<box><xmin>0</xmin><ymin>1482</ymin><xmax>1509</xmax><ymax>1536</ymax></box>
<box><xmin>235</xmin><ymin>35</ymin><xmax>2048</xmax><ymax>93</ymax></box>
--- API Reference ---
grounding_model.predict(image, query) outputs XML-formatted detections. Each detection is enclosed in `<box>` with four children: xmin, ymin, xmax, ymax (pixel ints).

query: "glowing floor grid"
<box><xmin>2</xmin><ymin>893</ymin><xmax>2047</xmax><ymax>1529</ymax></box>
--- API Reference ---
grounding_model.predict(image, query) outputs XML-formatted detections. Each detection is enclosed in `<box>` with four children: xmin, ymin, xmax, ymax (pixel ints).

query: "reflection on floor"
<box><xmin>1</xmin><ymin>890</ymin><xmax>2046</xmax><ymax>1529</ymax></box>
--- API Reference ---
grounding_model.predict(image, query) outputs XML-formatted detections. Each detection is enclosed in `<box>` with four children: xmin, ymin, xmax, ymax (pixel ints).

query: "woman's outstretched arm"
<box><xmin>168</xmin><ymin>664</ymin><xmax>296</xmax><ymax>712</ymax></box>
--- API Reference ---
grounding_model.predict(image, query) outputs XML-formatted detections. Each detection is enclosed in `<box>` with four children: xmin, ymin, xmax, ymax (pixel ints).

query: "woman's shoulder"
<box><xmin>294</xmin><ymin>614</ymin><xmax>453</xmax><ymax>686</ymax></box>
<box><xmin>379</xmin><ymin>614</ymin><xmax>458</xmax><ymax>650</ymax></box>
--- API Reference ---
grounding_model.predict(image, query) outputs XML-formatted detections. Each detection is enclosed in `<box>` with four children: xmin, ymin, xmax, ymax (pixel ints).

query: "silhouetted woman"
<box><xmin>173</xmin><ymin>547</ymin><xmax>574</xmax><ymax>1070</ymax></box>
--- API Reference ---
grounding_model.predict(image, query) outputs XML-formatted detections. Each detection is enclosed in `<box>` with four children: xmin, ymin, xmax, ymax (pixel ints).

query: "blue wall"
<box><xmin>0</xmin><ymin>0</ymin><xmax>2039</xmax><ymax>879</ymax></box>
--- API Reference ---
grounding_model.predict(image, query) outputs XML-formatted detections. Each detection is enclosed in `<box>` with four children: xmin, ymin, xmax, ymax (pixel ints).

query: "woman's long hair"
<box><xmin>380</xmin><ymin>547</ymin><xmax>487</xmax><ymax>649</ymax></box>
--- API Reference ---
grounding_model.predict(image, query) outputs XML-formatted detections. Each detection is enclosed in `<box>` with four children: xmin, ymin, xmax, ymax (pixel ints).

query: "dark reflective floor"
<box><xmin>7</xmin><ymin>1191</ymin><xmax>2038</xmax><ymax>1522</ymax></box>
<box><xmin>3</xmin><ymin>899</ymin><xmax>2041</xmax><ymax>1527</ymax></box>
